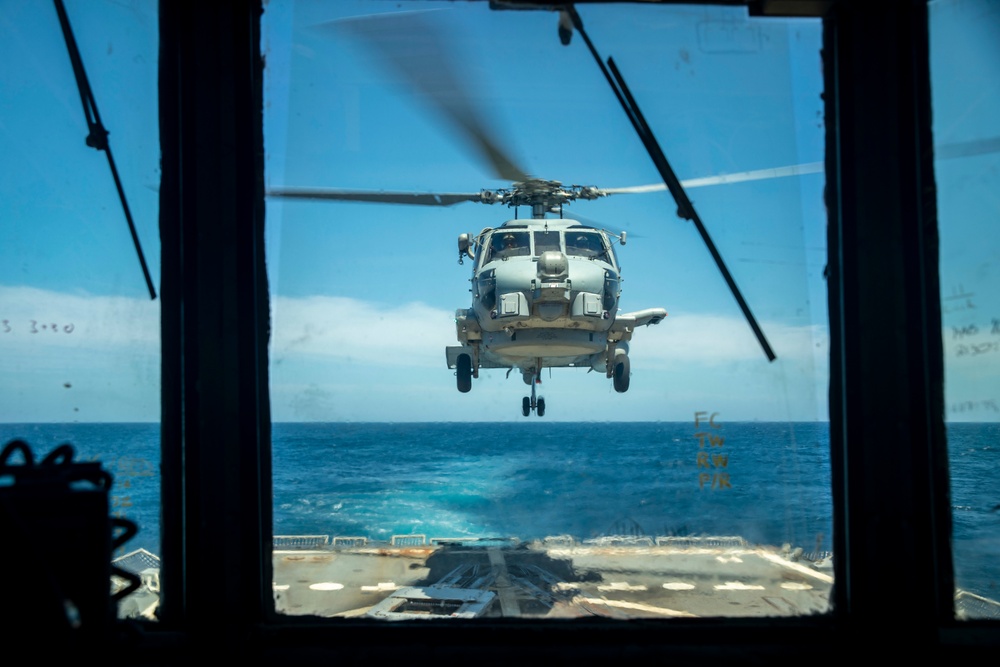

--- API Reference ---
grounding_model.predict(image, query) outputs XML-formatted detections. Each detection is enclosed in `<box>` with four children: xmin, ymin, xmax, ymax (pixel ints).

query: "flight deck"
<box><xmin>115</xmin><ymin>535</ymin><xmax>839</xmax><ymax>620</ymax></box>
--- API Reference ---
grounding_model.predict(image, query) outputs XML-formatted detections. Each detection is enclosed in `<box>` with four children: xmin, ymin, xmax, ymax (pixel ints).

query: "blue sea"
<box><xmin>2</xmin><ymin>421</ymin><xmax>998</xmax><ymax>599</ymax></box>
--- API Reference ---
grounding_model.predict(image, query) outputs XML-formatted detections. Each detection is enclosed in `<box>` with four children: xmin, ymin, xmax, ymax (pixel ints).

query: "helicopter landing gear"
<box><xmin>522</xmin><ymin>370</ymin><xmax>545</xmax><ymax>417</ymax></box>
<box><xmin>612</xmin><ymin>354</ymin><xmax>631</xmax><ymax>393</ymax></box>
<box><xmin>456</xmin><ymin>353</ymin><xmax>472</xmax><ymax>393</ymax></box>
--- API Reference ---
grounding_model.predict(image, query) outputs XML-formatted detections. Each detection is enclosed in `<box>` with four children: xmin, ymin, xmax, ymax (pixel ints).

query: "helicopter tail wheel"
<box><xmin>613</xmin><ymin>354</ymin><xmax>631</xmax><ymax>393</ymax></box>
<box><xmin>456</xmin><ymin>354</ymin><xmax>473</xmax><ymax>393</ymax></box>
<box><xmin>522</xmin><ymin>396</ymin><xmax>531</xmax><ymax>417</ymax></box>
<box><xmin>537</xmin><ymin>397</ymin><xmax>546</xmax><ymax>417</ymax></box>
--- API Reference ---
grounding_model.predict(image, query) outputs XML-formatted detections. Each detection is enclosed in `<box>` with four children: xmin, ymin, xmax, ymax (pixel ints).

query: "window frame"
<box><xmin>151</xmin><ymin>0</ymin><xmax>994</xmax><ymax>659</ymax></box>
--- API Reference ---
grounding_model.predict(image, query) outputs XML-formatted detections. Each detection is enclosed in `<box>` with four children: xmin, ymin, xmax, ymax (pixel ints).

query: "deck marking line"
<box><xmin>714</xmin><ymin>581</ymin><xmax>766</xmax><ymax>591</ymax></box>
<box><xmin>759</xmin><ymin>552</ymin><xmax>835</xmax><ymax>583</ymax></box>
<box><xmin>780</xmin><ymin>582</ymin><xmax>814</xmax><ymax>591</ymax></box>
<box><xmin>662</xmin><ymin>582</ymin><xmax>696</xmax><ymax>590</ymax></box>
<box><xmin>361</xmin><ymin>582</ymin><xmax>399</xmax><ymax>592</ymax></box>
<box><xmin>576</xmin><ymin>596</ymin><xmax>698</xmax><ymax>617</ymax></box>
<box><xmin>309</xmin><ymin>582</ymin><xmax>344</xmax><ymax>591</ymax></box>
<box><xmin>598</xmin><ymin>582</ymin><xmax>648</xmax><ymax>592</ymax></box>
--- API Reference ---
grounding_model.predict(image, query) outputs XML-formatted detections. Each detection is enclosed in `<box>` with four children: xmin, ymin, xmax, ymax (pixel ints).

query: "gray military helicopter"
<box><xmin>267</xmin><ymin>8</ymin><xmax>807</xmax><ymax>415</ymax></box>
<box><xmin>447</xmin><ymin>189</ymin><xmax>666</xmax><ymax>417</ymax></box>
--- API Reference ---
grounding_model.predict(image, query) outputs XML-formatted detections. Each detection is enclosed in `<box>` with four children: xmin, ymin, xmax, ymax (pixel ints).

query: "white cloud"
<box><xmin>627</xmin><ymin>311</ymin><xmax>828</xmax><ymax>368</ymax></box>
<box><xmin>0</xmin><ymin>286</ymin><xmax>160</xmax><ymax>422</ymax></box>
<box><xmin>270</xmin><ymin>296</ymin><xmax>830</xmax><ymax>373</ymax></box>
<box><xmin>267</xmin><ymin>296</ymin><xmax>831</xmax><ymax>421</ymax></box>
<box><xmin>269</xmin><ymin>295</ymin><xmax>453</xmax><ymax>368</ymax></box>
<box><xmin>0</xmin><ymin>286</ymin><xmax>832</xmax><ymax>422</ymax></box>
<box><xmin>0</xmin><ymin>285</ymin><xmax>159</xmax><ymax>351</ymax></box>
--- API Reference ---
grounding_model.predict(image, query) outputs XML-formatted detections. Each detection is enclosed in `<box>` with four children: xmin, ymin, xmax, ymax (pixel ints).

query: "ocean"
<box><xmin>2</xmin><ymin>421</ymin><xmax>997</xmax><ymax>599</ymax></box>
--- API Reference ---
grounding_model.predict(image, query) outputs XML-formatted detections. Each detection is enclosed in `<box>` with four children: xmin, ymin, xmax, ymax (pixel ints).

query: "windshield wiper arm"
<box><xmin>563</xmin><ymin>5</ymin><xmax>775</xmax><ymax>362</ymax></box>
<box><xmin>53</xmin><ymin>0</ymin><xmax>156</xmax><ymax>300</ymax></box>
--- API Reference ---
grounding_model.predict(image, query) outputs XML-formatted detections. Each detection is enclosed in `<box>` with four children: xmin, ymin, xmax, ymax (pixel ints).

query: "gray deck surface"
<box><xmin>268</xmin><ymin>539</ymin><xmax>835</xmax><ymax>619</ymax></box>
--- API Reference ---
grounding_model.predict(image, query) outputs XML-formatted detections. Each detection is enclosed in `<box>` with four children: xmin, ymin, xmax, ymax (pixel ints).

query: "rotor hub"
<box><xmin>479</xmin><ymin>178</ymin><xmax>607</xmax><ymax>212</ymax></box>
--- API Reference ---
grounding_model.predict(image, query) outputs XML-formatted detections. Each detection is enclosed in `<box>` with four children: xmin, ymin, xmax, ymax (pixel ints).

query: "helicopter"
<box><xmin>446</xmin><ymin>189</ymin><xmax>667</xmax><ymax>417</ymax></box>
<box><xmin>266</xmin><ymin>7</ymin><xmax>802</xmax><ymax>416</ymax></box>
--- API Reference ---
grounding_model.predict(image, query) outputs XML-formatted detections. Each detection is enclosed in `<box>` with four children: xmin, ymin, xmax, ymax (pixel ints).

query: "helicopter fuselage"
<box><xmin>467</xmin><ymin>220</ymin><xmax>619</xmax><ymax>363</ymax></box>
<box><xmin>447</xmin><ymin>217</ymin><xmax>666</xmax><ymax>414</ymax></box>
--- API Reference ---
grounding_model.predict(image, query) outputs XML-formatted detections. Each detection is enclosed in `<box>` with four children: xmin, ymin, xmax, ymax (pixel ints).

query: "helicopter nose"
<box><xmin>536</xmin><ymin>250</ymin><xmax>568</xmax><ymax>281</ymax></box>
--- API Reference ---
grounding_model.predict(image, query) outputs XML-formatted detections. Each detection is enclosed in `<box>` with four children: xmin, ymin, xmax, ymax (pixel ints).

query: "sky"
<box><xmin>0</xmin><ymin>0</ymin><xmax>996</xmax><ymax>423</ymax></box>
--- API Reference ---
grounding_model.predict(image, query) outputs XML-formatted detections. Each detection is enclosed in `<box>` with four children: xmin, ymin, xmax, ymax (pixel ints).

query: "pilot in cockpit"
<box><xmin>569</xmin><ymin>233</ymin><xmax>603</xmax><ymax>258</ymax></box>
<box><xmin>493</xmin><ymin>232</ymin><xmax>520</xmax><ymax>259</ymax></box>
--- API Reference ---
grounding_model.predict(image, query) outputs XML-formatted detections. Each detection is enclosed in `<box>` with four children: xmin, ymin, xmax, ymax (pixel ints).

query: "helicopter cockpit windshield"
<box><xmin>487</xmin><ymin>230</ymin><xmax>530</xmax><ymax>262</ymax></box>
<box><xmin>566</xmin><ymin>231</ymin><xmax>610</xmax><ymax>261</ymax></box>
<box><xmin>533</xmin><ymin>230</ymin><xmax>561</xmax><ymax>255</ymax></box>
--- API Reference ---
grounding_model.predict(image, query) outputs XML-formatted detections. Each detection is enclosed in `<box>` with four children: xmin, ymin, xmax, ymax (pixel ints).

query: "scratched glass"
<box><xmin>264</xmin><ymin>1</ymin><xmax>832</xmax><ymax>619</ymax></box>
<box><xmin>930</xmin><ymin>0</ymin><xmax>1000</xmax><ymax>618</ymax></box>
<box><xmin>0</xmin><ymin>1</ymin><xmax>161</xmax><ymax>620</ymax></box>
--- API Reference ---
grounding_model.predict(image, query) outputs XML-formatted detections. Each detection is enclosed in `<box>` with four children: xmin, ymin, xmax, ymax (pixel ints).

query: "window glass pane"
<box><xmin>0</xmin><ymin>0</ymin><xmax>160</xmax><ymax>621</ymax></box>
<box><xmin>565</xmin><ymin>231</ymin><xmax>608</xmax><ymax>259</ymax></box>
<box><xmin>264</xmin><ymin>1</ymin><xmax>829</xmax><ymax>619</ymax></box>
<box><xmin>929</xmin><ymin>0</ymin><xmax>1000</xmax><ymax>618</ymax></box>
<box><xmin>534</xmin><ymin>231</ymin><xmax>562</xmax><ymax>255</ymax></box>
<box><xmin>487</xmin><ymin>230</ymin><xmax>531</xmax><ymax>261</ymax></box>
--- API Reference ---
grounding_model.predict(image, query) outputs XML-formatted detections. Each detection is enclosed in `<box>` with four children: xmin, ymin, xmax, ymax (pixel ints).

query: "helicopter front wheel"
<box><xmin>456</xmin><ymin>354</ymin><xmax>473</xmax><ymax>393</ymax></box>
<box><xmin>613</xmin><ymin>354</ymin><xmax>631</xmax><ymax>393</ymax></box>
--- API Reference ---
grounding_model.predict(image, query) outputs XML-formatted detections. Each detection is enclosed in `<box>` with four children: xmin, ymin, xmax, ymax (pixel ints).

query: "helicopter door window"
<box><xmin>533</xmin><ymin>231</ymin><xmax>561</xmax><ymax>256</ymax></box>
<box><xmin>566</xmin><ymin>232</ymin><xmax>606</xmax><ymax>259</ymax></box>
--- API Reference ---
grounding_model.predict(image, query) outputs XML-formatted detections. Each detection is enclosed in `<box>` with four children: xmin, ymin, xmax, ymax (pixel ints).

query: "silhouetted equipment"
<box><xmin>0</xmin><ymin>440</ymin><xmax>138</xmax><ymax>647</ymax></box>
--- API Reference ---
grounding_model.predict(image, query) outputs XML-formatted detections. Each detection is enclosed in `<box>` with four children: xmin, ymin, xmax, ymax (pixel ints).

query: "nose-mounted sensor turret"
<box><xmin>536</xmin><ymin>250</ymin><xmax>568</xmax><ymax>282</ymax></box>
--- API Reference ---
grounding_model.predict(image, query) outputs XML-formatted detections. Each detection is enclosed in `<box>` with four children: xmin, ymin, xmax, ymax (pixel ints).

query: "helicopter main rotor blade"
<box><xmin>267</xmin><ymin>187</ymin><xmax>484</xmax><ymax>207</ymax></box>
<box><xmin>328</xmin><ymin>11</ymin><xmax>530</xmax><ymax>183</ymax></box>
<box><xmin>600</xmin><ymin>162</ymin><xmax>824</xmax><ymax>195</ymax></box>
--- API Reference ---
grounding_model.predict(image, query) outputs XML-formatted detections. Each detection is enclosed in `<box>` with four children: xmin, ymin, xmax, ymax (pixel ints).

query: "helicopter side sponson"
<box><xmin>446</xmin><ymin>219</ymin><xmax>667</xmax><ymax>412</ymax></box>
